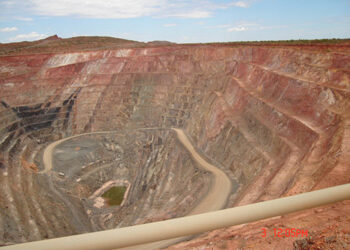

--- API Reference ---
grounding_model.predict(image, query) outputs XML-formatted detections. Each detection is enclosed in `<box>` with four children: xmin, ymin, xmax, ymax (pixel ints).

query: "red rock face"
<box><xmin>0</xmin><ymin>39</ymin><xmax>349</xmax><ymax>248</ymax></box>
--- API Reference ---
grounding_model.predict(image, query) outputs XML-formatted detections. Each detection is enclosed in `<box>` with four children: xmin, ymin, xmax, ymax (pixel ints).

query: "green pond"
<box><xmin>102</xmin><ymin>186</ymin><xmax>127</xmax><ymax>206</ymax></box>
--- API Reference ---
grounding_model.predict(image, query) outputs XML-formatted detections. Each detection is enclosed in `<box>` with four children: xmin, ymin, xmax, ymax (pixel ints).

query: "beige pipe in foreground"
<box><xmin>4</xmin><ymin>183</ymin><xmax>350</xmax><ymax>250</ymax></box>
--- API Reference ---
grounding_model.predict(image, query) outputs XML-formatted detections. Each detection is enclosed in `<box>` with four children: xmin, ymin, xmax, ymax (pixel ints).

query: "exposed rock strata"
<box><xmin>0</xmin><ymin>39</ymin><xmax>349</xmax><ymax>248</ymax></box>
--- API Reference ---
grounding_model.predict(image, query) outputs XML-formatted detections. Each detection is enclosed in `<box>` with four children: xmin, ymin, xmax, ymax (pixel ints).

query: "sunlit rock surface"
<box><xmin>0</xmin><ymin>37</ymin><xmax>349</xmax><ymax>248</ymax></box>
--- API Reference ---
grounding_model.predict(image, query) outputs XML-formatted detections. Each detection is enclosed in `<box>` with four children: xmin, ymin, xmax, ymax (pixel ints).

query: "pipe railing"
<box><xmin>3</xmin><ymin>183</ymin><xmax>350</xmax><ymax>250</ymax></box>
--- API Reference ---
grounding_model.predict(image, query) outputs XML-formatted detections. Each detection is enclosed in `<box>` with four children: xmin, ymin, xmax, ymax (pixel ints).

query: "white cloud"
<box><xmin>15</xmin><ymin>17</ymin><xmax>33</xmax><ymax>21</ymax></box>
<box><xmin>4</xmin><ymin>0</ymin><xmax>256</xmax><ymax>19</ymax></box>
<box><xmin>167</xmin><ymin>10</ymin><xmax>211</xmax><ymax>18</ymax></box>
<box><xmin>0</xmin><ymin>1</ymin><xmax>17</xmax><ymax>6</ymax></box>
<box><xmin>9</xmin><ymin>31</ymin><xmax>47</xmax><ymax>42</ymax></box>
<box><xmin>227</xmin><ymin>26</ymin><xmax>247</xmax><ymax>32</ymax></box>
<box><xmin>206</xmin><ymin>24</ymin><xmax>231</xmax><ymax>29</ymax></box>
<box><xmin>227</xmin><ymin>22</ymin><xmax>286</xmax><ymax>32</ymax></box>
<box><xmin>230</xmin><ymin>1</ymin><xmax>249</xmax><ymax>8</ymax></box>
<box><xmin>1</xmin><ymin>27</ymin><xmax>18</xmax><ymax>32</ymax></box>
<box><xmin>229</xmin><ymin>0</ymin><xmax>256</xmax><ymax>8</ymax></box>
<box><xmin>163</xmin><ymin>23</ymin><xmax>177</xmax><ymax>27</ymax></box>
<box><xmin>227</xmin><ymin>21</ymin><xmax>258</xmax><ymax>32</ymax></box>
<box><xmin>28</xmin><ymin>0</ymin><xmax>163</xmax><ymax>18</ymax></box>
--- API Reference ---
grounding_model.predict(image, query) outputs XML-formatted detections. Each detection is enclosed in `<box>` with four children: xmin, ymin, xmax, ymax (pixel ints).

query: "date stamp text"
<box><xmin>261</xmin><ymin>228</ymin><xmax>308</xmax><ymax>238</ymax></box>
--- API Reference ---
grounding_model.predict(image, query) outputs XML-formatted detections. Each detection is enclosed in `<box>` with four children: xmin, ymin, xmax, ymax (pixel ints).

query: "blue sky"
<box><xmin>1</xmin><ymin>0</ymin><xmax>349</xmax><ymax>43</ymax></box>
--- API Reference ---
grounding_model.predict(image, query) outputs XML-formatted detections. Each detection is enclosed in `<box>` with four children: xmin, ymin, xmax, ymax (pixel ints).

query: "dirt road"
<box><xmin>120</xmin><ymin>129</ymin><xmax>231</xmax><ymax>249</ymax></box>
<box><xmin>41</xmin><ymin>128</ymin><xmax>232</xmax><ymax>249</ymax></box>
<box><xmin>172</xmin><ymin>128</ymin><xmax>231</xmax><ymax>214</ymax></box>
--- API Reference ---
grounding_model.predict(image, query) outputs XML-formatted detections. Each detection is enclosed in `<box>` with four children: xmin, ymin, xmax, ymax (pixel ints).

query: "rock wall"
<box><xmin>0</xmin><ymin>40</ymin><xmax>349</xmax><ymax>247</ymax></box>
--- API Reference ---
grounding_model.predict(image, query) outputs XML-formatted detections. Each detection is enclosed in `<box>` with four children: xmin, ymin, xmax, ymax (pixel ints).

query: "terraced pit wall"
<box><xmin>0</xmin><ymin>41</ymin><xmax>349</xmax><ymax>247</ymax></box>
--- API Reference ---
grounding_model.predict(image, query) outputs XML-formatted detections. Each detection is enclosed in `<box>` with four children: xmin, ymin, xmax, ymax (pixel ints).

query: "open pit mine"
<box><xmin>0</xmin><ymin>36</ymin><xmax>349</xmax><ymax>249</ymax></box>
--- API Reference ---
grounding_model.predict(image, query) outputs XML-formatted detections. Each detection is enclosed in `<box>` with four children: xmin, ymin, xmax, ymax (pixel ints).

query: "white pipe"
<box><xmin>3</xmin><ymin>183</ymin><xmax>350</xmax><ymax>250</ymax></box>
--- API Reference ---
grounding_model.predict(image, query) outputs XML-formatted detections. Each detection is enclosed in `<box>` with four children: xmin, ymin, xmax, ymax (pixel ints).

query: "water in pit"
<box><xmin>102</xmin><ymin>186</ymin><xmax>127</xmax><ymax>206</ymax></box>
